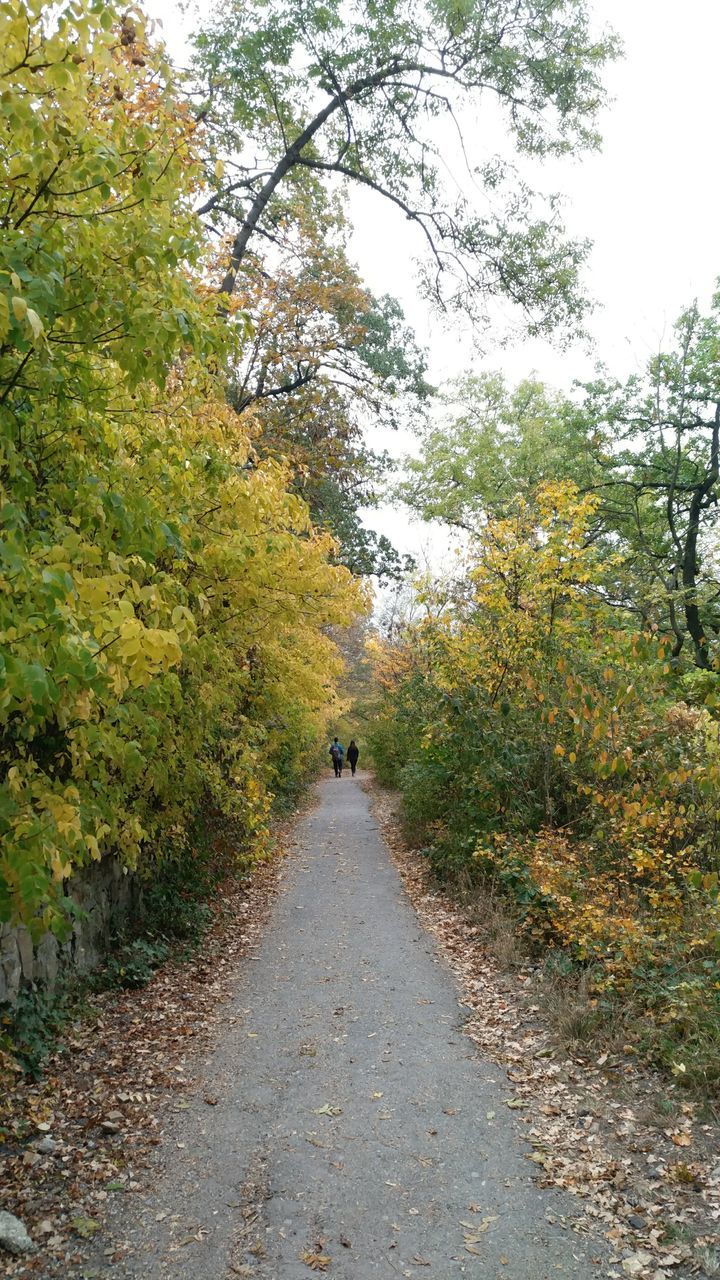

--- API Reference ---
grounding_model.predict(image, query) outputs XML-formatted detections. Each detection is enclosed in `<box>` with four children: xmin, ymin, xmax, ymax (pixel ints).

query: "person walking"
<box><xmin>329</xmin><ymin>736</ymin><xmax>345</xmax><ymax>778</ymax></box>
<box><xmin>346</xmin><ymin>740</ymin><xmax>359</xmax><ymax>776</ymax></box>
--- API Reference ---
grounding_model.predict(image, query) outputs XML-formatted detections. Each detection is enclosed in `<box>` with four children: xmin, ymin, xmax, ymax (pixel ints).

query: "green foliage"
<box><xmin>228</xmin><ymin>211</ymin><xmax>429</xmax><ymax>581</ymax></box>
<box><xmin>402</xmin><ymin>305</ymin><xmax>720</xmax><ymax>670</ymax></box>
<box><xmin>101</xmin><ymin>936</ymin><xmax>171</xmax><ymax>991</ymax></box>
<box><xmin>0</xmin><ymin>0</ymin><xmax>363</xmax><ymax>936</ymax></box>
<box><xmin>398</xmin><ymin>373</ymin><xmax>600</xmax><ymax>530</ymax></box>
<box><xmin>1</xmin><ymin>982</ymin><xmax>75</xmax><ymax>1078</ymax></box>
<box><xmin>193</xmin><ymin>0</ymin><xmax>620</xmax><ymax>331</ymax></box>
<box><xmin>369</xmin><ymin>483</ymin><xmax>720</xmax><ymax>1089</ymax></box>
<box><xmin>577</xmin><ymin>297</ymin><xmax>720</xmax><ymax>669</ymax></box>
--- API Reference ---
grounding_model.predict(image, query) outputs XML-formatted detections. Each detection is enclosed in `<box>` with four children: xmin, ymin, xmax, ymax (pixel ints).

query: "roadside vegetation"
<box><xmin>368</xmin><ymin>318</ymin><xmax>720</xmax><ymax>1092</ymax></box>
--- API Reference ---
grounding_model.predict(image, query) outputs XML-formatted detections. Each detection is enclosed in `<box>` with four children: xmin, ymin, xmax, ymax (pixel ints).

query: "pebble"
<box><xmin>0</xmin><ymin>1211</ymin><xmax>35</xmax><ymax>1255</ymax></box>
<box><xmin>627</xmin><ymin>1214</ymin><xmax>646</xmax><ymax>1230</ymax></box>
<box><xmin>36</xmin><ymin>1136</ymin><xmax>58</xmax><ymax>1155</ymax></box>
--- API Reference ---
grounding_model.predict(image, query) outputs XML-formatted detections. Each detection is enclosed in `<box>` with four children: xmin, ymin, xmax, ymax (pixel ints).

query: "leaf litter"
<box><xmin>364</xmin><ymin>776</ymin><xmax>720</xmax><ymax>1280</ymax></box>
<box><xmin>0</xmin><ymin>856</ymin><xmax>283</xmax><ymax>1278</ymax></box>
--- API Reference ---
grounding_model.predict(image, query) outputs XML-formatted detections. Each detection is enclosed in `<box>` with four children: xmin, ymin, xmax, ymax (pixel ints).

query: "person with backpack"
<box><xmin>329</xmin><ymin>736</ymin><xmax>344</xmax><ymax>777</ymax></box>
<box><xmin>346</xmin><ymin>740</ymin><xmax>359</xmax><ymax>776</ymax></box>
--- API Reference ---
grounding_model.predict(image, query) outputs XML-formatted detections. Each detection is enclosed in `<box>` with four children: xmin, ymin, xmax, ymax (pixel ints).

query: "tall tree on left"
<box><xmin>0</xmin><ymin>0</ymin><xmax>362</xmax><ymax>932</ymax></box>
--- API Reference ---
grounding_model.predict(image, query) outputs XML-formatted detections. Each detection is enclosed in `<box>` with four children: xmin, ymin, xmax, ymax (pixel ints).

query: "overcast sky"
<box><xmin>349</xmin><ymin>0</ymin><xmax>720</xmax><ymax>389</ymax></box>
<box><xmin>147</xmin><ymin>0</ymin><xmax>720</xmax><ymax>566</ymax></box>
<box><xmin>347</xmin><ymin>0</ymin><xmax>720</xmax><ymax>563</ymax></box>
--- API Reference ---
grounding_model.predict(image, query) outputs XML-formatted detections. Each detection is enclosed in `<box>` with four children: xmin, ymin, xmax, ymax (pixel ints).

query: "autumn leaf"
<box><xmin>300</xmin><ymin>1250</ymin><xmax>331</xmax><ymax>1271</ymax></box>
<box><xmin>71</xmin><ymin>1217</ymin><xmax>101</xmax><ymax>1239</ymax></box>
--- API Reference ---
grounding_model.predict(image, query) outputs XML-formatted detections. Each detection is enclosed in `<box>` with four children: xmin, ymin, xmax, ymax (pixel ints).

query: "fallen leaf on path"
<box><xmin>462</xmin><ymin>1215</ymin><xmax>497</xmax><ymax>1240</ymax></box>
<box><xmin>305</xmin><ymin>1134</ymin><xmax>328</xmax><ymax>1148</ymax></box>
<box><xmin>621</xmin><ymin>1253</ymin><xmax>654</xmax><ymax>1276</ymax></box>
<box><xmin>300</xmin><ymin>1250</ymin><xmax>331</xmax><ymax>1271</ymax></box>
<box><xmin>312</xmin><ymin>1103</ymin><xmax>342</xmax><ymax>1116</ymax></box>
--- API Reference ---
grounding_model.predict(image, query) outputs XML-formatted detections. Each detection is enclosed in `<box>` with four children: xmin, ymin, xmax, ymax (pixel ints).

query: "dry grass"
<box><xmin>460</xmin><ymin>884</ymin><xmax>525</xmax><ymax>971</ymax></box>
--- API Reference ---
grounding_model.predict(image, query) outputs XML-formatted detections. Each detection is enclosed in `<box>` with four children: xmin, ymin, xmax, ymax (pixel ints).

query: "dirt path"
<box><xmin>76</xmin><ymin>773</ymin><xmax>609</xmax><ymax>1279</ymax></box>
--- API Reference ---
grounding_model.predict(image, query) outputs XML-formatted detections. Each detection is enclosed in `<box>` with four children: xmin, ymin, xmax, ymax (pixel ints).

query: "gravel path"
<box><xmin>84</xmin><ymin>773</ymin><xmax>608</xmax><ymax>1279</ymax></box>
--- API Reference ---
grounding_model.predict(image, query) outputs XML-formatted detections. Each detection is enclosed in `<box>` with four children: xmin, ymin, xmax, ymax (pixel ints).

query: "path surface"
<box><xmin>87</xmin><ymin>775</ymin><xmax>607</xmax><ymax>1279</ymax></box>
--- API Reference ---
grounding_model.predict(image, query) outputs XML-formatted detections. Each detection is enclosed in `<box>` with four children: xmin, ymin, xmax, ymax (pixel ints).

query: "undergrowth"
<box><xmin>478</xmin><ymin>867</ymin><xmax>719</xmax><ymax>1093</ymax></box>
<box><xmin>2</xmin><ymin>810</ymin><xmax>231</xmax><ymax>1076</ymax></box>
<box><xmin>403</xmin><ymin>814</ymin><xmax>720</xmax><ymax>1096</ymax></box>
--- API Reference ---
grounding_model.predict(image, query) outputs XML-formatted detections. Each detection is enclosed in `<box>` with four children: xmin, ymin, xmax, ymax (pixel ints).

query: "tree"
<box><xmin>192</xmin><ymin>0</ymin><xmax>619</xmax><ymax>331</ymax></box>
<box><xmin>226</xmin><ymin>207</ymin><xmax>430</xmax><ymax>578</ymax></box>
<box><xmin>0</xmin><ymin>0</ymin><xmax>362</xmax><ymax>932</ymax></box>
<box><xmin>366</xmin><ymin>484</ymin><xmax>720</xmax><ymax>1086</ymax></box>
<box><xmin>400</xmin><ymin>311</ymin><xmax>720</xmax><ymax>671</ymax></box>
<box><xmin>398</xmin><ymin>373</ymin><xmax>599</xmax><ymax>531</ymax></box>
<box><xmin>580</xmin><ymin>298</ymin><xmax>720</xmax><ymax>669</ymax></box>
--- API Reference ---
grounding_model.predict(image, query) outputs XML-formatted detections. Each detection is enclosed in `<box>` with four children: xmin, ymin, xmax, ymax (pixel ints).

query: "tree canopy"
<box><xmin>0</xmin><ymin>0</ymin><xmax>362</xmax><ymax>932</ymax></box>
<box><xmin>192</xmin><ymin>0</ymin><xmax>619</xmax><ymax>331</ymax></box>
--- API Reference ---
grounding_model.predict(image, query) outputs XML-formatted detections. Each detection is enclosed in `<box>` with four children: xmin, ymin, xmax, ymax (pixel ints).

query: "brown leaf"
<box><xmin>670</xmin><ymin>1132</ymin><xmax>691</xmax><ymax>1147</ymax></box>
<box><xmin>300</xmin><ymin>1250</ymin><xmax>331</xmax><ymax>1271</ymax></box>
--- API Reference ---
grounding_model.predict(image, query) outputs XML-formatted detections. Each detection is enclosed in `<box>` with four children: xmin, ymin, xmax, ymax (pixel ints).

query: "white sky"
<box><xmin>146</xmin><ymin>0</ymin><xmax>720</xmax><ymax>567</ymax></box>
<box><xmin>349</xmin><ymin>0</ymin><xmax>720</xmax><ymax>564</ymax></box>
<box><xmin>350</xmin><ymin>0</ymin><xmax>720</xmax><ymax>388</ymax></box>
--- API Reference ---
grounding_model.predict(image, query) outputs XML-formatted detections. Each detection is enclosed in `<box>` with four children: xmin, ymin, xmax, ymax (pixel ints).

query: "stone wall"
<box><xmin>0</xmin><ymin>858</ymin><xmax>142</xmax><ymax>1007</ymax></box>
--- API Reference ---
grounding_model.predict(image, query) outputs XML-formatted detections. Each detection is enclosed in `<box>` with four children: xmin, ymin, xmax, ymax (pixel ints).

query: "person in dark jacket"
<box><xmin>329</xmin><ymin>737</ymin><xmax>344</xmax><ymax>777</ymax></box>
<box><xmin>346</xmin><ymin>740</ymin><xmax>359</xmax><ymax>776</ymax></box>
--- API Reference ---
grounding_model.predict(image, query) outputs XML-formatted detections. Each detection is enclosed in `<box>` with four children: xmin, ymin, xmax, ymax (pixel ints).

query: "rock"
<box><xmin>36</xmin><ymin>1135</ymin><xmax>58</xmax><ymax>1155</ymax></box>
<box><xmin>16</xmin><ymin>926</ymin><xmax>33</xmax><ymax>981</ymax></box>
<box><xmin>627</xmin><ymin>1214</ymin><xmax>646</xmax><ymax>1230</ymax></box>
<box><xmin>35</xmin><ymin>932</ymin><xmax>59</xmax><ymax>988</ymax></box>
<box><xmin>0</xmin><ymin>927</ymin><xmax>21</xmax><ymax>1006</ymax></box>
<box><xmin>0</xmin><ymin>1211</ymin><xmax>35</xmax><ymax>1255</ymax></box>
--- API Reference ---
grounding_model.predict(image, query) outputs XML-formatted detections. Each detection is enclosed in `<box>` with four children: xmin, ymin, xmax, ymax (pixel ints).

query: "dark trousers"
<box><xmin>332</xmin><ymin>758</ymin><xmax>342</xmax><ymax>777</ymax></box>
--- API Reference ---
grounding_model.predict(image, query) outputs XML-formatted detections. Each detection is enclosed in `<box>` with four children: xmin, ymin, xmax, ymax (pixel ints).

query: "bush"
<box><xmin>368</xmin><ymin>483</ymin><xmax>720</xmax><ymax>1089</ymax></box>
<box><xmin>1</xmin><ymin>984</ymin><xmax>74</xmax><ymax>1078</ymax></box>
<box><xmin>0</xmin><ymin>1</ymin><xmax>361</xmax><ymax>938</ymax></box>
